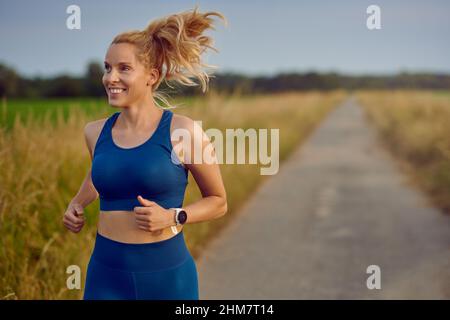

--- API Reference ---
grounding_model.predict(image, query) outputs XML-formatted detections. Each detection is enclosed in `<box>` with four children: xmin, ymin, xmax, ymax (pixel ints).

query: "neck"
<box><xmin>116</xmin><ymin>98</ymin><xmax>163</xmax><ymax>130</ymax></box>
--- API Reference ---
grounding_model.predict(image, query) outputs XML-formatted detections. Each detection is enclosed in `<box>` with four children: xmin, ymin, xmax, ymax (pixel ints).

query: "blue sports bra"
<box><xmin>91</xmin><ymin>109</ymin><xmax>188</xmax><ymax>211</ymax></box>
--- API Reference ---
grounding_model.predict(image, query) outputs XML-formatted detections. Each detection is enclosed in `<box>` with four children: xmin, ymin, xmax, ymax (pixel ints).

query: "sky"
<box><xmin>0</xmin><ymin>0</ymin><xmax>449</xmax><ymax>78</ymax></box>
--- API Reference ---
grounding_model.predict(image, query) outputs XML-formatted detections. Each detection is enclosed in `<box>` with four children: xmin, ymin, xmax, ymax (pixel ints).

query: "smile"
<box><xmin>108</xmin><ymin>87</ymin><xmax>127</xmax><ymax>94</ymax></box>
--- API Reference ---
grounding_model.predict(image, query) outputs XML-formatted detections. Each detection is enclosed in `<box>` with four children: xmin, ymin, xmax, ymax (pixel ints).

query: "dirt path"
<box><xmin>195</xmin><ymin>95</ymin><xmax>450</xmax><ymax>299</ymax></box>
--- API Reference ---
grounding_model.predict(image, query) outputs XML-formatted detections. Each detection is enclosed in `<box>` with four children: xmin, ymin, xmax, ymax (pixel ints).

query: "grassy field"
<box><xmin>0</xmin><ymin>90</ymin><xmax>346</xmax><ymax>299</ymax></box>
<box><xmin>356</xmin><ymin>89</ymin><xmax>450</xmax><ymax>215</ymax></box>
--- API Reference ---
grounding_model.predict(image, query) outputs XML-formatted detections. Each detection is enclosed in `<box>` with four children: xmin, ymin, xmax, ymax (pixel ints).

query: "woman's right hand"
<box><xmin>63</xmin><ymin>202</ymin><xmax>85</xmax><ymax>233</ymax></box>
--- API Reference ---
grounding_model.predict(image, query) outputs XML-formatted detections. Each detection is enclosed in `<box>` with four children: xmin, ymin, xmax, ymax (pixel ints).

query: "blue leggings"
<box><xmin>83</xmin><ymin>230</ymin><xmax>199</xmax><ymax>300</ymax></box>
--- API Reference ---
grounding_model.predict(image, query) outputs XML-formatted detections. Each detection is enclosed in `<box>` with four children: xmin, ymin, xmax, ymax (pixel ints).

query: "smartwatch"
<box><xmin>174</xmin><ymin>208</ymin><xmax>188</xmax><ymax>225</ymax></box>
<box><xmin>171</xmin><ymin>208</ymin><xmax>187</xmax><ymax>235</ymax></box>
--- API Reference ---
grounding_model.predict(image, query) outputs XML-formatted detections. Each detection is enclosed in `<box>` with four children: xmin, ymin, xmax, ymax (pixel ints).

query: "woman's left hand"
<box><xmin>134</xmin><ymin>195</ymin><xmax>174</xmax><ymax>234</ymax></box>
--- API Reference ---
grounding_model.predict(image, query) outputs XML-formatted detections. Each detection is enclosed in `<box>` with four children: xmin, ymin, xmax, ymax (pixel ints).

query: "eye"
<box><xmin>104</xmin><ymin>64</ymin><xmax>111</xmax><ymax>72</ymax></box>
<box><xmin>121</xmin><ymin>66</ymin><xmax>131</xmax><ymax>71</ymax></box>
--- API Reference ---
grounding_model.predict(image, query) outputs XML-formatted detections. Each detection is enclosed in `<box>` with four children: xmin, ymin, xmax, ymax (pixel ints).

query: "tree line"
<box><xmin>1</xmin><ymin>61</ymin><xmax>450</xmax><ymax>98</ymax></box>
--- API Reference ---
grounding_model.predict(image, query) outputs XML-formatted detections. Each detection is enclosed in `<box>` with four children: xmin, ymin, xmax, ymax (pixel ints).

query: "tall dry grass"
<box><xmin>357</xmin><ymin>90</ymin><xmax>450</xmax><ymax>214</ymax></box>
<box><xmin>0</xmin><ymin>90</ymin><xmax>346</xmax><ymax>299</ymax></box>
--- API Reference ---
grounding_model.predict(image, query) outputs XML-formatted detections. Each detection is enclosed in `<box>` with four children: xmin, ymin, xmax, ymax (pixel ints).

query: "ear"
<box><xmin>147</xmin><ymin>68</ymin><xmax>159</xmax><ymax>86</ymax></box>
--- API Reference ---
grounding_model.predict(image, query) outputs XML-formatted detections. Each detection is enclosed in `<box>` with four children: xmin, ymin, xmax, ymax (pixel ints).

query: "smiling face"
<box><xmin>102</xmin><ymin>42</ymin><xmax>159</xmax><ymax>108</ymax></box>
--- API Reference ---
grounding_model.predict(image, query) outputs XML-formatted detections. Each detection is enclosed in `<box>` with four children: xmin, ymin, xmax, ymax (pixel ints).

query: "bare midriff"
<box><xmin>98</xmin><ymin>210</ymin><xmax>183</xmax><ymax>244</ymax></box>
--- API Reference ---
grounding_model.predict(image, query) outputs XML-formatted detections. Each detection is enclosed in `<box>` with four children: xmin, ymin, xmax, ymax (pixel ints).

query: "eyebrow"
<box><xmin>104</xmin><ymin>61</ymin><xmax>133</xmax><ymax>65</ymax></box>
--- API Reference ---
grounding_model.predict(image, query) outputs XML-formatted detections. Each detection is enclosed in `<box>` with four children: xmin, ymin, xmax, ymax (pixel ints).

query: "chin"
<box><xmin>108</xmin><ymin>99</ymin><xmax>125</xmax><ymax>108</ymax></box>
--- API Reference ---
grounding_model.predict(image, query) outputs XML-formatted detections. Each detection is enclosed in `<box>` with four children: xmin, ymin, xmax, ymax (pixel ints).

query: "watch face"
<box><xmin>179</xmin><ymin>210</ymin><xmax>187</xmax><ymax>224</ymax></box>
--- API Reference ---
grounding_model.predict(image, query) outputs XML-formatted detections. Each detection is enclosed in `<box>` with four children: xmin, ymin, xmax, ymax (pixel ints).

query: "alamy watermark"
<box><xmin>66</xmin><ymin>264</ymin><xmax>81</xmax><ymax>290</ymax></box>
<box><xmin>366</xmin><ymin>264</ymin><xmax>381</xmax><ymax>290</ymax></box>
<box><xmin>170</xmin><ymin>122</ymin><xmax>280</xmax><ymax>175</ymax></box>
<box><xmin>66</xmin><ymin>5</ymin><xmax>81</xmax><ymax>30</ymax></box>
<box><xmin>366</xmin><ymin>5</ymin><xmax>381</xmax><ymax>30</ymax></box>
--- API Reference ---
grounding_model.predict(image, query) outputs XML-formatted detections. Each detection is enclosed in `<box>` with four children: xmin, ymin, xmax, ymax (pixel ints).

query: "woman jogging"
<box><xmin>62</xmin><ymin>6</ymin><xmax>227</xmax><ymax>300</ymax></box>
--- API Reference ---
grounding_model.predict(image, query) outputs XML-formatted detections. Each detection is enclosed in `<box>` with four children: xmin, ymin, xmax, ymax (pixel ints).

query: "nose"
<box><xmin>104</xmin><ymin>68</ymin><xmax>120</xmax><ymax>84</ymax></box>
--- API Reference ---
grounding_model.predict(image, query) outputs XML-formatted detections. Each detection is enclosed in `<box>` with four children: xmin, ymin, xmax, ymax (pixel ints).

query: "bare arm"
<box><xmin>63</xmin><ymin>121</ymin><xmax>106</xmax><ymax>233</ymax></box>
<box><xmin>69</xmin><ymin>122</ymin><xmax>100</xmax><ymax>208</ymax></box>
<box><xmin>171</xmin><ymin>115</ymin><xmax>227</xmax><ymax>225</ymax></box>
<box><xmin>70</xmin><ymin>168</ymin><xmax>99</xmax><ymax>208</ymax></box>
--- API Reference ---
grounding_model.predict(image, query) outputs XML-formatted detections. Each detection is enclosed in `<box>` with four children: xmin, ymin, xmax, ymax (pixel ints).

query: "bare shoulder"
<box><xmin>170</xmin><ymin>112</ymin><xmax>210</xmax><ymax>143</ymax></box>
<box><xmin>170</xmin><ymin>112</ymin><xmax>208</xmax><ymax>136</ymax></box>
<box><xmin>170</xmin><ymin>112</ymin><xmax>214</xmax><ymax>168</ymax></box>
<box><xmin>170</xmin><ymin>112</ymin><xmax>195</xmax><ymax>131</ymax></box>
<box><xmin>84</xmin><ymin>117</ymin><xmax>108</xmax><ymax>160</ymax></box>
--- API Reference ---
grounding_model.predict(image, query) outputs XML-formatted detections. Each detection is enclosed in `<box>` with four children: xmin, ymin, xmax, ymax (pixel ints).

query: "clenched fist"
<box><xmin>134</xmin><ymin>195</ymin><xmax>174</xmax><ymax>235</ymax></box>
<box><xmin>63</xmin><ymin>202</ymin><xmax>85</xmax><ymax>233</ymax></box>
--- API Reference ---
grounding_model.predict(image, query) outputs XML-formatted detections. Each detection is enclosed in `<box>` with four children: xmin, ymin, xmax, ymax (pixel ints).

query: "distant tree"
<box><xmin>0</xmin><ymin>63</ymin><xmax>19</xmax><ymax>97</ymax></box>
<box><xmin>1</xmin><ymin>61</ymin><xmax>450</xmax><ymax>98</ymax></box>
<box><xmin>84</xmin><ymin>61</ymin><xmax>105</xmax><ymax>96</ymax></box>
<box><xmin>44</xmin><ymin>75</ymin><xmax>85</xmax><ymax>97</ymax></box>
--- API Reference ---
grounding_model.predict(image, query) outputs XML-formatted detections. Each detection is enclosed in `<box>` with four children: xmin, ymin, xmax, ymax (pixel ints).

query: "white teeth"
<box><xmin>110</xmin><ymin>88</ymin><xmax>126</xmax><ymax>94</ymax></box>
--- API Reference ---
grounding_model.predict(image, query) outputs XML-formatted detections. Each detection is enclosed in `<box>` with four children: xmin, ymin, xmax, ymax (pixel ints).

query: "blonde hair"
<box><xmin>110</xmin><ymin>5</ymin><xmax>227</xmax><ymax>109</ymax></box>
